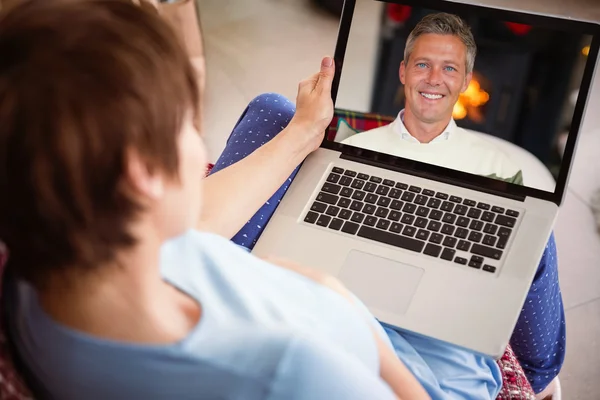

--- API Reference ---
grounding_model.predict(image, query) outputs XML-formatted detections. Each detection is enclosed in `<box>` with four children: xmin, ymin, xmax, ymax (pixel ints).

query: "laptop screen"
<box><xmin>328</xmin><ymin>0</ymin><xmax>598</xmax><ymax>199</ymax></box>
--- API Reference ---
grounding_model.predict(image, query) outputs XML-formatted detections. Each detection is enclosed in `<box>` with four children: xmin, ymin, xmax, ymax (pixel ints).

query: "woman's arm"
<box><xmin>264</xmin><ymin>257</ymin><xmax>431</xmax><ymax>400</ymax></box>
<box><xmin>197</xmin><ymin>58</ymin><xmax>335</xmax><ymax>238</ymax></box>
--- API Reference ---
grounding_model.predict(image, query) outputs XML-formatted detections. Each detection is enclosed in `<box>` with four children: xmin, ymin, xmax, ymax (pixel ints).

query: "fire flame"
<box><xmin>453</xmin><ymin>78</ymin><xmax>490</xmax><ymax>121</ymax></box>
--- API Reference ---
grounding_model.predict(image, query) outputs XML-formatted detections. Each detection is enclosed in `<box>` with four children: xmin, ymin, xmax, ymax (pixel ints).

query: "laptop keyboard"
<box><xmin>304</xmin><ymin>167</ymin><xmax>521</xmax><ymax>274</ymax></box>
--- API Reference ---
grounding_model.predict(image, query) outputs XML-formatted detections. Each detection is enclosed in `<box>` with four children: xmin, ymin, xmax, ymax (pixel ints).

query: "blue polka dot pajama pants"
<box><xmin>209</xmin><ymin>93</ymin><xmax>566</xmax><ymax>394</ymax></box>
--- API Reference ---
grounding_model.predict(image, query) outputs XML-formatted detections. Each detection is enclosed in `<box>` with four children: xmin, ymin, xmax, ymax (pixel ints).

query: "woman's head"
<box><xmin>0</xmin><ymin>0</ymin><xmax>206</xmax><ymax>287</ymax></box>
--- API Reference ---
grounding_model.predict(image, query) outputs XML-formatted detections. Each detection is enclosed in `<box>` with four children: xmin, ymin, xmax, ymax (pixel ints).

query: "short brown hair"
<box><xmin>0</xmin><ymin>0</ymin><xmax>200</xmax><ymax>286</ymax></box>
<box><xmin>405</xmin><ymin>13</ymin><xmax>477</xmax><ymax>74</ymax></box>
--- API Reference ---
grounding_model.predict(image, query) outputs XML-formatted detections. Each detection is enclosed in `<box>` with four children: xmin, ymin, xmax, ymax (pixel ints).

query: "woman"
<box><xmin>0</xmin><ymin>1</ymin><xmax>559</xmax><ymax>399</ymax></box>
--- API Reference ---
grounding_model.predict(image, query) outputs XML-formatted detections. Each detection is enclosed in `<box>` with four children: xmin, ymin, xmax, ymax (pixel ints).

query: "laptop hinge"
<box><xmin>340</xmin><ymin>153</ymin><xmax>527</xmax><ymax>202</ymax></box>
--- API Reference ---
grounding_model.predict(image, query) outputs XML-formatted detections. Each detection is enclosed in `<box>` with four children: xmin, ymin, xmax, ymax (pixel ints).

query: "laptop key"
<box><xmin>383</xmin><ymin>179</ymin><xmax>395</xmax><ymax>187</ymax></box>
<box><xmin>332</xmin><ymin>167</ymin><xmax>344</xmax><ymax>174</ymax></box>
<box><xmin>350</xmin><ymin>201</ymin><xmax>363</xmax><ymax>211</ymax></box>
<box><xmin>415</xmin><ymin>195</ymin><xmax>428</xmax><ymax>205</ymax></box>
<box><xmin>316</xmin><ymin>215</ymin><xmax>331</xmax><ymax>227</ymax></box>
<box><xmin>317</xmin><ymin>192</ymin><xmax>338</xmax><ymax>205</ymax></box>
<box><xmin>409</xmin><ymin>186</ymin><xmax>422</xmax><ymax>193</ymax></box>
<box><xmin>430</xmin><ymin>210</ymin><xmax>444</xmax><ymax>221</ymax></box>
<box><xmin>427</xmin><ymin>198</ymin><xmax>442</xmax><ymax>209</ymax></box>
<box><xmin>390</xmin><ymin>222</ymin><xmax>403</xmax><ymax>233</ymax></box>
<box><xmin>463</xmin><ymin>199</ymin><xmax>477</xmax><ymax>207</ymax></box>
<box><xmin>326</xmin><ymin>206</ymin><xmax>340</xmax><ymax>217</ymax></box>
<box><xmin>364</xmin><ymin>216</ymin><xmax>378</xmax><ymax>227</ymax></box>
<box><xmin>483</xmin><ymin>235</ymin><xmax>497</xmax><ymax>246</ymax></box>
<box><xmin>454</xmin><ymin>205</ymin><xmax>468</xmax><ymax>216</ymax></box>
<box><xmin>388</xmin><ymin>189</ymin><xmax>402</xmax><ymax>199</ymax></box>
<box><xmin>357</xmin><ymin>173</ymin><xmax>369</xmax><ymax>180</ymax></box>
<box><xmin>329</xmin><ymin>218</ymin><xmax>344</xmax><ymax>231</ymax></box>
<box><xmin>469</xmin><ymin>220</ymin><xmax>484</xmax><ymax>231</ymax></box>
<box><xmin>403</xmin><ymin>226</ymin><xmax>417</xmax><ymax>237</ymax></box>
<box><xmin>450</xmin><ymin>196</ymin><xmax>462</xmax><ymax>203</ymax></box>
<box><xmin>441</xmin><ymin>201</ymin><xmax>454</xmax><ymax>212</ymax></box>
<box><xmin>496</xmin><ymin>215</ymin><xmax>517</xmax><ymax>228</ymax></box>
<box><xmin>483</xmin><ymin>265</ymin><xmax>497</xmax><ymax>273</ymax></box>
<box><xmin>339</xmin><ymin>209</ymin><xmax>352</xmax><ymax>220</ymax></box>
<box><xmin>321</xmin><ymin>183</ymin><xmax>341</xmax><ymax>195</ymax></box>
<box><xmin>388</xmin><ymin>211</ymin><xmax>402</xmax><ymax>221</ymax></box>
<box><xmin>468</xmin><ymin>231</ymin><xmax>483</xmax><ymax>243</ymax></box>
<box><xmin>455</xmin><ymin>228</ymin><xmax>469</xmax><ymax>239</ymax></box>
<box><xmin>338</xmin><ymin>198</ymin><xmax>351</xmax><ymax>208</ymax></box>
<box><xmin>376</xmin><ymin>207</ymin><xmax>389</xmax><ymax>218</ymax></box>
<box><xmin>441</xmin><ymin>248</ymin><xmax>456</xmax><ymax>261</ymax></box>
<box><xmin>443</xmin><ymin>236</ymin><xmax>458</xmax><ymax>248</ymax></box>
<box><xmin>341</xmin><ymin>221</ymin><xmax>360</xmax><ymax>235</ymax></box>
<box><xmin>351</xmin><ymin>212</ymin><xmax>365</xmax><ymax>223</ymax></box>
<box><xmin>456</xmin><ymin>216</ymin><xmax>470</xmax><ymax>228</ymax></box>
<box><xmin>441</xmin><ymin>224</ymin><xmax>455</xmax><ymax>235</ymax></box>
<box><xmin>436</xmin><ymin>192</ymin><xmax>449</xmax><ymax>200</ymax></box>
<box><xmin>376</xmin><ymin>185</ymin><xmax>390</xmax><ymax>196</ymax></box>
<box><xmin>304</xmin><ymin>211</ymin><xmax>319</xmax><ymax>224</ymax></box>
<box><xmin>395</xmin><ymin>182</ymin><xmax>409</xmax><ymax>190</ymax></box>
<box><xmin>364</xmin><ymin>193</ymin><xmax>378</xmax><ymax>203</ymax></box>
<box><xmin>483</xmin><ymin>223</ymin><xmax>498</xmax><ymax>234</ymax></box>
<box><xmin>424</xmin><ymin>243</ymin><xmax>442</xmax><ymax>257</ymax></box>
<box><xmin>364</xmin><ymin>182</ymin><xmax>378</xmax><ymax>193</ymax></box>
<box><xmin>357</xmin><ymin>226</ymin><xmax>425</xmax><ymax>253</ymax></box>
<box><xmin>370</xmin><ymin>176</ymin><xmax>382</xmax><ymax>183</ymax></box>
<box><xmin>351</xmin><ymin>179</ymin><xmax>365</xmax><ymax>190</ymax></box>
<box><xmin>310</xmin><ymin>200</ymin><xmax>328</xmax><ymax>213</ymax></box>
<box><xmin>423</xmin><ymin>189</ymin><xmax>435</xmax><ymax>196</ymax></box>
<box><xmin>401</xmin><ymin>192</ymin><xmax>416</xmax><ymax>202</ymax></box>
<box><xmin>377</xmin><ymin>197</ymin><xmax>391</xmax><ymax>207</ymax></box>
<box><xmin>467</xmin><ymin>208</ymin><xmax>482</xmax><ymax>219</ymax></box>
<box><xmin>442</xmin><ymin>213</ymin><xmax>457</xmax><ymax>224</ymax></box>
<box><xmin>492</xmin><ymin>206</ymin><xmax>505</xmax><ymax>214</ymax></box>
<box><xmin>506</xmin><ymin>209</ymin><xmax>520</xmax><ymax>217</ymax></box>
<box><xmin>352</xmin><ymin>191</ymin><xmax>366</xmax><ymax>201</ymax></box>
<box><xmin>401</xmin><ymin>214</ymin><xmax>415</xmax><ymax>225</ymax></box>
<box><xmin>339</xmin><ymin>176</ymin><xmax>353</xmax><ymax>186</ymax></box>
<box><xmin>417</xmin><ymin>229</ymin><xmax>430</xmax><ymax>241</ymax></box>
<box><xmin>403</xmin><ymin>203</ymin><xmax>417</xmax><ymax>214</ymax></box>
<box><xmin>454</xmin><ymin>256</ymin><xmax>468</xmax><ymax>265</ymax></box>
<box><xmin>363</xmin><ymin>204</ymin><xmax>376</xmax><ymax>215</ymax></box>
<box><xmin>416</xmin><ymin>206</ymin><xmax>430</xmax><ymax>217</ymax></box>
<box><xmin>344</xmin><ymin>170</ymin><xmax>357</xmax><ymax>177</ymax></box>
<box><xmin>457</xmin><ymin>240</ymin><xmax>471</xmax><ymax>252</ymax></box>
<box><xmin>377</xmin><ymin>219</ymin><xmax>391</xmax><ymax>230</ymax></box>
<box><xmin>415</xmin><ymin>217</ymin><xmax>428</xmax><ymax>228</ymax></box>
<box><xmin>340</xmin><ymin>187</ymin><xmax>353</xmax><ymax>198</ymax></box>
<box><xmin>477</xmin><ymin>202</ymin><xmax>490</xmax><ymax>210</ymax></box>
<box><xmin>327</xmin><ymin>173</ymin><xmax>341</xmax><ymax>184</ymax></box>
<box><xmin>429</xmin><ymin>233</ymin><xmax>444</xmax><ymax>244</ymax></box>
<box><xmin>468</xmin><ymin>259</ymin><xmax>483</xmax><ymax>269</ymax></box>
<box><xmin>390</xmin><ymin>200</ymin><xmax>404</xmax><ymax>210</ymax></box>
<box><xmin>482</xmin><ymin>211</ymin><xmax>495</xmax><ymax>222</ymax></box>
<box><xmin>427</xmin><ymin>221</ymin><xmax>442</xmax><ymax>232</ymax></box>
<box><xmin>471</xmin><ymin>243</ymin><xmax>503</xmax><ymax>260</ymax></box>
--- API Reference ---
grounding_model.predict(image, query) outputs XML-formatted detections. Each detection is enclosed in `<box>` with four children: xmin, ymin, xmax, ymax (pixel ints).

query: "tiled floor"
<box><xmin>198</xmin><ymin>0</ymin><xmax>600</xmax><ymax>398</ymax></box>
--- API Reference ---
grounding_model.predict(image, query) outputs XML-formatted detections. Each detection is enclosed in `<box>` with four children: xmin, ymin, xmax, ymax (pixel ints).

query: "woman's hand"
<box><xmin>288</xmin><ymin>57</ymin><xmax>336</xmax><ymax>153</ymax></box>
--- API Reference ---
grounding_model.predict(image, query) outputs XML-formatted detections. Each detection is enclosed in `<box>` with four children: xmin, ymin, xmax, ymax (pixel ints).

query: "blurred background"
<box><xmin>197</xmin><ymin>0</ymin><xmax>600</xmax><ymax>398</ymax></box>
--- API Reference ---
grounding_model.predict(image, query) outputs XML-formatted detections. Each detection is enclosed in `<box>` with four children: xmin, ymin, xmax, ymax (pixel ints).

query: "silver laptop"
<box><xmin>252</xmin><ymin>0</ymin><xmax>600</xmax><ymax>358</ymax></box>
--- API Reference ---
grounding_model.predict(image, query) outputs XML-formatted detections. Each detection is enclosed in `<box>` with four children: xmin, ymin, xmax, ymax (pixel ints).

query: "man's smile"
<box><xmin>419</xmin><ymin>91</ymin><xmax>445</xmax><ymax>100</ymax></box>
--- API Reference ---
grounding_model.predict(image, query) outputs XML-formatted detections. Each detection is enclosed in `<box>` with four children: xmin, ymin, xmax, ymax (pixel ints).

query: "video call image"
<box><xmin>330</xmin><ymin>0</ymin><xmax>594</xmax><ymax>192</ymax></box>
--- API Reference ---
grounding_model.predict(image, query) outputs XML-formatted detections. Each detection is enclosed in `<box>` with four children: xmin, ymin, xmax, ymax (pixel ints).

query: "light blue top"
<box><xmin>11</xmin><ymin>230</ymin><xmax>502</xmax><ymax>399</ymax></box>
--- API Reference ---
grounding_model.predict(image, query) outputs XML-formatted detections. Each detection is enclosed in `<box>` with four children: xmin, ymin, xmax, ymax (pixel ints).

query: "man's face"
<box><xmin>400</xmin><ymin>33</ymin><xmax>472</xmax><ymax>124</ymax></box>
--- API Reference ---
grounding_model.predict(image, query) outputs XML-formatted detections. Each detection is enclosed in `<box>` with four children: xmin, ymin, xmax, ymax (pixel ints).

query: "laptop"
<box><xmin>252</xmin><ymin>0</ymin><xmax>600</xmax><ymax>358</ymax></box>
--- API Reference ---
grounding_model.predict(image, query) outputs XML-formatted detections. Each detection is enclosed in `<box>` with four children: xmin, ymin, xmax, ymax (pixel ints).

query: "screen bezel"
<box><xmin>326</xmin><ymin>0</ymin><xmax>600</xmax><ymax>205</ymax></box>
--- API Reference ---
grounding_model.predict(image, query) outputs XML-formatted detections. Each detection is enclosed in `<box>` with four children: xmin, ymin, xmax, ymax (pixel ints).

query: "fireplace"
<box><xmin>371</xmin><ymin>5</ymin><xmax>588</xmax><ymax>173</ymax></box>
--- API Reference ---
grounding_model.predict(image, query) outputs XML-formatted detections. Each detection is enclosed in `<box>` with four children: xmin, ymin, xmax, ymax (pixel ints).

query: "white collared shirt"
<box><xmin>395</xmin><ymin>109</ymin><xmax>456</xmax><ymax>144</ymax></box>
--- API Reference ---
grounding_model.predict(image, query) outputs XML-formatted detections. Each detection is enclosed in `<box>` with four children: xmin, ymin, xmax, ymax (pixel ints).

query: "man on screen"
<box><xmin>341</xmin><ymin>12</ymin><xmax>523</xmax><ymax>184</ymax></box>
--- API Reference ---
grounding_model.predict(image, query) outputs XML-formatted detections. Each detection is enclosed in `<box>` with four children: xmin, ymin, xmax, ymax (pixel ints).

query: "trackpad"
<box><xmin>338</xmin><ymin>250</ymin><xmax>424</xmax><ymax>315</ymax></box>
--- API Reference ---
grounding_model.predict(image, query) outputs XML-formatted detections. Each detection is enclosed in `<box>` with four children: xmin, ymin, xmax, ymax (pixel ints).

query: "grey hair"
<box><xmin>404</xmin><ymin>13</ymin><xmax>477</xmax><ymax>74</ymax></box>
